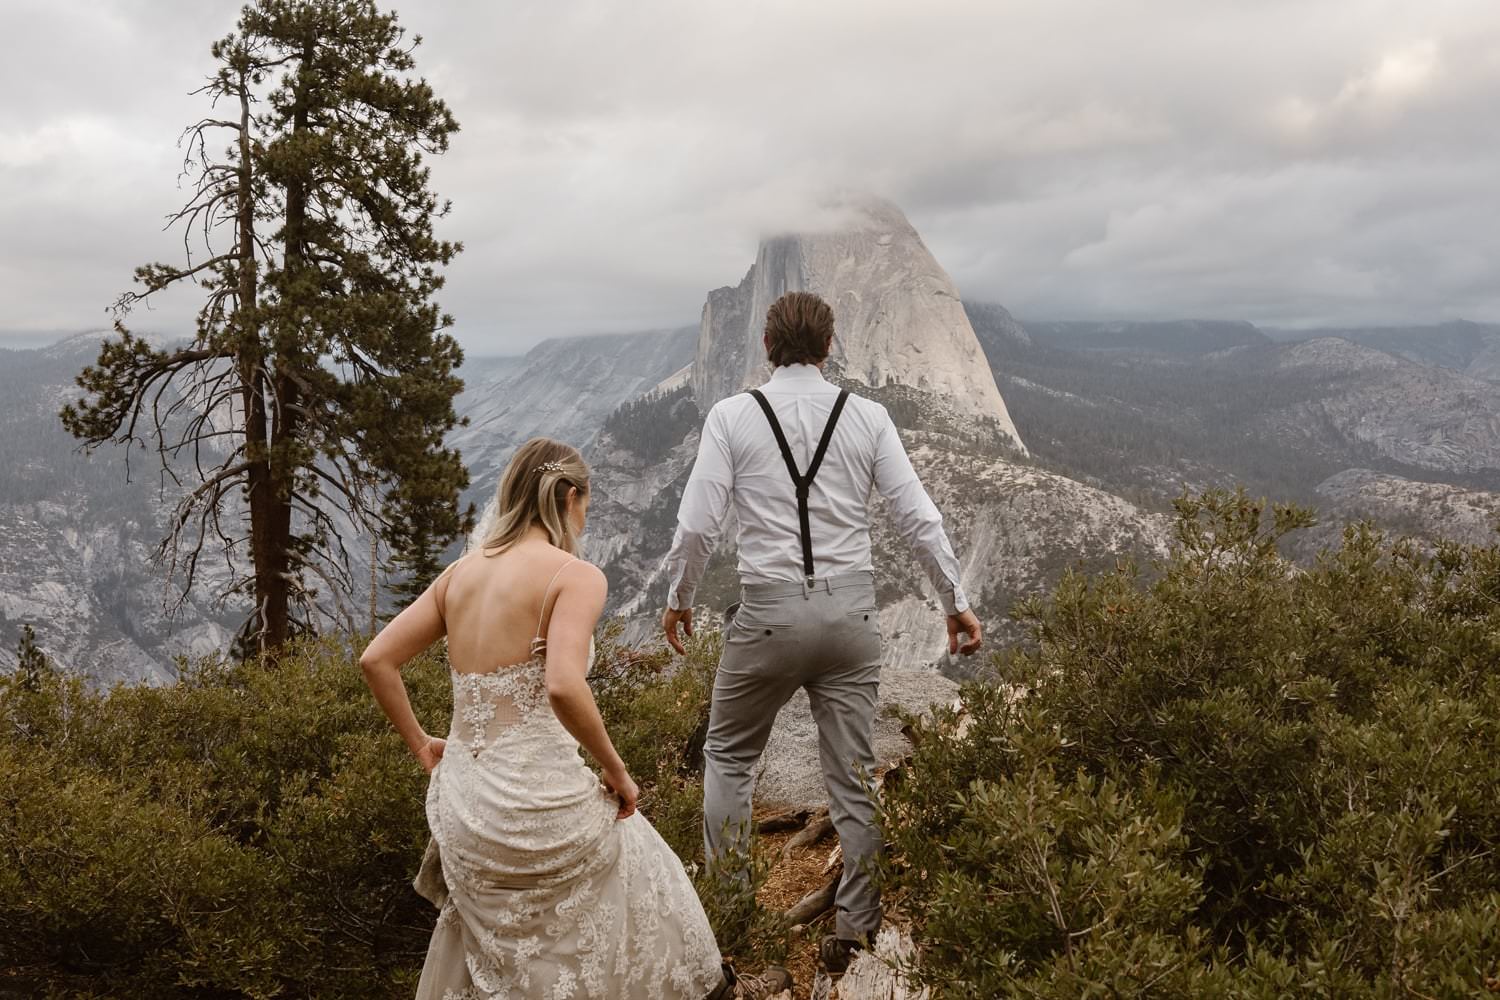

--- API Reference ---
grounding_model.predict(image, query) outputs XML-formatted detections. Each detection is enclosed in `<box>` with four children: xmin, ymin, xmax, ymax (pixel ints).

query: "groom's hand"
<box><xmin>948</xmin><ymin>609</ymin><xmax>983</xmax><ymax>656</ymax></box>
<box><xmin>662</xmin><ymin>607</ymin><xmax>694</xmax><ymax>655</ymax></box>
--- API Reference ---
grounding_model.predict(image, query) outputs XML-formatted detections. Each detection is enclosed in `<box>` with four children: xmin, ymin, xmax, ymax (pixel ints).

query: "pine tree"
<box><xmin>16</xmin><ymin>624</ymin><xmax>47</xmax><ymax>693</ymax></box>
<box><xmin>62</xmin><ymin>1</ymin><xmax>473</xmax><ymax>653</ymax></box>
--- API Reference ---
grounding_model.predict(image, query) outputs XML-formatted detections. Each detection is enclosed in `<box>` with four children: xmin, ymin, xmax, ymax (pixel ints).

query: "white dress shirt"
<box><xmin>665</xmin><ymin>364</ymin><xmax>970</xmax><ymax>615</ymax></box>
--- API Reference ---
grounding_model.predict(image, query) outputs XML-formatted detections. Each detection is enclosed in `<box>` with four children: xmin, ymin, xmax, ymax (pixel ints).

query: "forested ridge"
<box><xmin>968</xmin><ymin>305</ymin><xmax>1500</xmax><ymax>506</ymax></box>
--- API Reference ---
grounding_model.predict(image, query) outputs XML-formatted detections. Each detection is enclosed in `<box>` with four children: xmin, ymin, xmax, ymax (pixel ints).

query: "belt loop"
<box><xmin>802</xmin><ymin>576</ymin><xmax>812</xmax><ymax>600</ymax></box>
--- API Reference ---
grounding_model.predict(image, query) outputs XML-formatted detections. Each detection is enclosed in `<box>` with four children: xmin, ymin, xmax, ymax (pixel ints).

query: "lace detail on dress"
<box><xmin>453</xmin><ymin>659</ymin><xmax>551</xmax><ymax>759</ymax></box>
<box><xmin>418</xmin><ymin>645</ymin><xmax>720</xmax><ymax>1000</ymax></box>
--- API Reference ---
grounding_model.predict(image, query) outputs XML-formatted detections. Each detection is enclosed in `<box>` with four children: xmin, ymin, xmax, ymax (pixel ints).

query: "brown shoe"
<box><xmin>725</xmin><ymin>963</ymin><xmax>792</xmax><ymax>999</ymax></box>
<box><xmin>819</xmin><ymin>934</ymin><xmax>867</xmax><ymax>976</ymax></box>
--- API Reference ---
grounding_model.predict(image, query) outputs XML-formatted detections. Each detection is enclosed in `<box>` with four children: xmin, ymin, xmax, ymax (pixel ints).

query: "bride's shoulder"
<box><xmin>437</xmin><ymin>549</ymin><xmax>481</xmax><ymax>582</ymax></box>
<box><xmin>554</xmin><ymin>557</ymin><xmax>608</xmax><ymax>595</ymax></box>
<box><xmin>562</xmin><ymin>556</ymin><xmax>606</xmax><ymax>582</ymax></box>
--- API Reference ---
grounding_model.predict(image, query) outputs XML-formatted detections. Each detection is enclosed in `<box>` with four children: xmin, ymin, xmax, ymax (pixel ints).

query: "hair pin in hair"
<box><xmin>538</xmin><ymin>460</ymin><xmax>565</xmax><ymax>474</ymax></box>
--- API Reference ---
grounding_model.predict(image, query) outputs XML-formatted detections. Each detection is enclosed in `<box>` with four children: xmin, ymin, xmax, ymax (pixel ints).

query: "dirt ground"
<box><xmin>753</xmin><ymin>821</ymin><xmax>842</xmax><ymax>1000</ymax></box>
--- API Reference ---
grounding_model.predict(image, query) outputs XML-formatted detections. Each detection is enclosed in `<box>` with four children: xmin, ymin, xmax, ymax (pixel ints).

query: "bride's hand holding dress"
<box><xmin>415</xmin><ymin>735</ymin><xmax>447</xmax><ymax>774</ymax></box>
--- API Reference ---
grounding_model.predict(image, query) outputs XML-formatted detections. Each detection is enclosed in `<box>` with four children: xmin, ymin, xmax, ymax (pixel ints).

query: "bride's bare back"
<box><xmin>440</xmin><ymin>541</ymin><xmax>581</xmax><ymax>674</ymax></box>
<box><xmin>362</xmin><ymin>521</ymin><xmax>613</xmax><ymax>786</ymax></box>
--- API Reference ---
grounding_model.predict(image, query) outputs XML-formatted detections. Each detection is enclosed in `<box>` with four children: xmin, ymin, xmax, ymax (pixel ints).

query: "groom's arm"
<box><xmin>662</xmin><ymin>404</ymin><xmax>733</xmax><ymax>650</ymax></box>
<box><xmin>871</xmin><ymin>410</ymin><xmax>982</xmax><ymax>654</ymax></box>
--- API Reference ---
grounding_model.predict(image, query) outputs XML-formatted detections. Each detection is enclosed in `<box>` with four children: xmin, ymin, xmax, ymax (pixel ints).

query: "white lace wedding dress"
<box><xmin>413</xmin><ymin>589</ymin><xmax>723</xmax><ymax>999</ymax></box>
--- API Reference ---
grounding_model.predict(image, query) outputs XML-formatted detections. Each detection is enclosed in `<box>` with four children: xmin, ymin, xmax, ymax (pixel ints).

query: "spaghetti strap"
<box><xmin>531</xmin><ymin>558</ymin><xmax>579</xmax><ymax>653</ymax></box>
<box><xmin>432</xmin><ymin>559</ymin><xmax>461</xmax><ymax>630</ymax></box>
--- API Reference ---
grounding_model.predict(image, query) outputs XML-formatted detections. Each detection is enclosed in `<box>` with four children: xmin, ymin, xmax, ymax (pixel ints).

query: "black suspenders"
<box><xmin>747</xmin><ymin>387</ymin><xmax>851</xmax><ymax>581</ymax></box>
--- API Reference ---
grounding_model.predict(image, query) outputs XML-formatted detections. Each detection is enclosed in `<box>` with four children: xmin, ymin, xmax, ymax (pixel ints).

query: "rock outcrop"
<box><xmin>451</xmin><ymin>326</ymin><xmax>697</xmax><ymax>502</ymax></box>
<box><xmin>1314</xmin><ymin>468</ymin><xmax>1500</xmax><ymax>547</ymax></box>
<box><xmin>0</xmin><ymin>336</ymin><xmax>237</xmax><ymax>684</ymax></box>
<box><xmin>692</xmin><ymin>196</ymin><xmax>1025</xmax><ymax>452</ymax></box>
<box><xmin>1246</xmin><ymin>338</ymin><xmax>1500</xmax><ymax>477</ymax></box>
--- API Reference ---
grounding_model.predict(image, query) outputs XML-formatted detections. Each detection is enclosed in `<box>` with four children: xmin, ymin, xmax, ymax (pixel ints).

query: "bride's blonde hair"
<box><xmin>481</xmin><ymin>438</ymin><xmax>590</xmax><ymax>556</ymax></box>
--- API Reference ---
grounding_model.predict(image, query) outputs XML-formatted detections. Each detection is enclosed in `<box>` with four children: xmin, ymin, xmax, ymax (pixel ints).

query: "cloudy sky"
<box><xmin>4</xmin><ymin>0</ymin><xmax>1498</xmax><ymax>354</ymax></box>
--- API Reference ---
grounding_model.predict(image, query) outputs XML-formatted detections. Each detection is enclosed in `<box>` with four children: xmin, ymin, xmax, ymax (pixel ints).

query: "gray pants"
<box><xmin>703</xmin><ymin>572</ymin><xmax>883</xmax><ymax>940</ymax></box>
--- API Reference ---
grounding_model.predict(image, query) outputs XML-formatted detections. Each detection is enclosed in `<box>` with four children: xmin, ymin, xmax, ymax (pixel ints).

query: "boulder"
<box><xmin>751</xmin><ymin>663</ymin><xmax>957</xmax><ymax>810</ymax></box>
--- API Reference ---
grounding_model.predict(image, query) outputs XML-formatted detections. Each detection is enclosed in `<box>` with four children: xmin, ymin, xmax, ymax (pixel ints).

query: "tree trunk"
<box><xmin>231</xmin><ymin>65</ymin><xmax>286</xmax><ymax>656</ymax></box>
<box><xmin>254</xmin><ymin>34</ymin><xmax>317</xmax><ymax>651</ymax></box>
<box><xmin>264</xmin><ymin>369</ymin><xmax>297</xmax><ymax>647</ymax></box>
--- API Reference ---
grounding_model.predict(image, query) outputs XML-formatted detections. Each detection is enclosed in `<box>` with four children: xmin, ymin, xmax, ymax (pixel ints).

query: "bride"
<box><xmin>360</xmin><ymin>438</ymin><xmax>791</xmax><ymax>999</ymax></box>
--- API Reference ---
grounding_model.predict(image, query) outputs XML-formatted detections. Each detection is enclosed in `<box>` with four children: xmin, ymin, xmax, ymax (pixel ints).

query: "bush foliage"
<box><xmin>14</xmin><ymin>488</ymin><xmax>1496</xmax><ymax>996</ymax></box>
<box><xmin>879</xmin><ymin>489</ymin><xmax>1500</xmax><ymax>996</ymax></box>
<box><xmin>0</xmin><ymin>627</ymin><xmax>786</xmax><ymax>997</ymax></box>
<box><xmin>0</xmin><ymin>637</ymin><xmax>449</xmax><ymax>998</ymax></box>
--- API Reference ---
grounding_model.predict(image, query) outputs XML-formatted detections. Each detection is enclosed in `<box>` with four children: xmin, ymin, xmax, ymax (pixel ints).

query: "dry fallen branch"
<box><xmin>782</xmin><ymin>812</ymin><xmax>836</xmax><ymax>860</ymax></box>
<box><xmin>785</xmin><ymin>869</ymin><xmax>841</xmax><ymax>927</ymax></box>
<box><xmin>757</xmin><ymin>809</ymin><xmax>813</xmax><ymax>835</ymax></box>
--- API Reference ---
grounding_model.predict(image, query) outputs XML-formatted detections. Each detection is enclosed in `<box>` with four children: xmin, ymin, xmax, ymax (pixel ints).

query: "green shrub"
<box><xmin>880</xmin><ymin>489</ymin><xmax>1500</xmax><ymax>996</ymax></box>
<box><xmin>0</xmin><ymin>624</ymin><xmax>789</xmax><ymax>995</ymax></box>
<box><xmin>694</xmin><ymin>839</ymin><xmax>791</xmax><ymax>969</ymax></box>
<box><xmin>0</xmin><ymin>636</ymin><xmax>448</xmax><ymax>998</ymax></box>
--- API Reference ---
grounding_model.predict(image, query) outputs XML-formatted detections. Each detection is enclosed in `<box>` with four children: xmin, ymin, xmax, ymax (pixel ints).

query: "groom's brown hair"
<box><xmin>764</xmin><ymin>291</ymin><xmax>835</xmax><ymax>368</ymax></box>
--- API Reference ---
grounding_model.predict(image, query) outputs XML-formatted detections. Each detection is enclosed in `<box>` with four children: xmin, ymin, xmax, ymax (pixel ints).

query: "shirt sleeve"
<box><xmin>871</xmin><ymin>410</ymin><xmax>971</xmax><ymax>615</ymax></box>
<box><xmin>665</xmin><ymin>403</ymin><xmax>735</xmax><ymax>611</ymax></box>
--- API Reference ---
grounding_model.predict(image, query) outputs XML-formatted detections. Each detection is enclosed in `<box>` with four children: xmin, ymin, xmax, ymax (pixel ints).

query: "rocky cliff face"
<box><xmin>0</xmin><ymin>334</ymin><xmax>427</xmax><ymax>684</ymax></box>
<box><xmin>692</xmin><ymin>196</ymin><xmax>1025</xmax><ymax>452</ymax></box>
<box><xmin>1245</xmin><ymin>338</ymin><xmax>1500</xmax><ymax>478</ymax></box>
<box><xmin>0</xmin><ymin>499</ymin><xmax>235</xmax><ymax>685</ymax></box>
<box><xmin>1313</xmin><ymin>468</ymin><xmax>1500</xmax><ymax>548</ymax></box>
<box><xmin>0</xmin><ymin>336</ymin><xmax>238</xmax><ymax>684</ymax></box>
<box><xmin>451</xmin><ymin>327</ymin><xmax>696</xmax><ymax>503</ymax></box>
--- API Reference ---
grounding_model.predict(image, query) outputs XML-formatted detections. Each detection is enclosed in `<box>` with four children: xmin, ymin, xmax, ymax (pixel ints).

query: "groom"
<box><xmin>661</xmin><ymin>290</ymin><xmax>982</xmax><ymax>973</ymax></box>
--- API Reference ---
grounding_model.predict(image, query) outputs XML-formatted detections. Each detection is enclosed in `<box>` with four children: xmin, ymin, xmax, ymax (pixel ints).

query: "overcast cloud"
<box><xmin>3</xmin><ymin>0</ymin><xmax>1498</xmax><ymax>353</ymax></box>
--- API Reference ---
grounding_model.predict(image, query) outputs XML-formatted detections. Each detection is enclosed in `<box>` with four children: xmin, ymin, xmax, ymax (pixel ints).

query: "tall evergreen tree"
<box><xmin>62</xmin><ymin>1</ymin><xmax>473</xmax><ymax>654</ymax></box>
<box><xmin>15</xmin><ymin>625</ymin><xmax>47</xmax><ymax>694</ymax></box>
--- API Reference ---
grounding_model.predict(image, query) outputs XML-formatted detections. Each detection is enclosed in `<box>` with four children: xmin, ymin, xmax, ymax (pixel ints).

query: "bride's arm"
<box><xmin>360</xmin><ymin>566</ymin><xmax>453</xmax><ymax>770</ymax></box>
<box><xmin>543</xmin><ymin>563</ymin><xmax>637</xmax><ymax>817</ymax></box>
